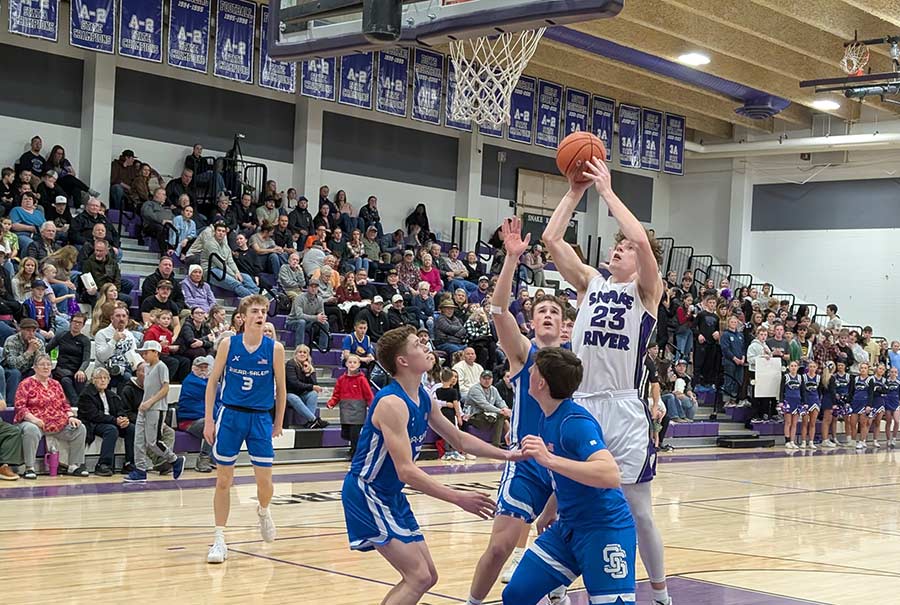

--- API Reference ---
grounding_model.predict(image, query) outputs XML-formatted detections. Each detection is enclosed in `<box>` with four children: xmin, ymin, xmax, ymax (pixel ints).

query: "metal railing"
<box><xmin>707</xmin><ymin>263</ymin><xmax>732</xmax><ymax>287</ymax></box>
<box><xmin>729</xmin><ymin>273</ymin><xmax>754</xmax><ymax>291</ymax></box>
<box><xmin>688</xmin><ymin>254</ymin><xmax>714</xmax><ymax>285</ymax></box>
<box><xmin>657</xmin><ymin>237</ymin><xmax>675</xmax><ymax>274</ymax></box>
<box><xmin>668</xmin><ymin>245</ymin><xmax>693</xmax><ymax>277</ymax></box>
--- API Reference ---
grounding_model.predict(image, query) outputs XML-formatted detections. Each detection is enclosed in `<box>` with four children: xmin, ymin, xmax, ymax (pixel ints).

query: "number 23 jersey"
<box><xmin>218</xmin><ymin>334</ymin><xmax>276</xmax><ymax>411</ymax></box>
<box><xmin>571</xmin><ymin>275</ymin><xmax>656</xmax><ymax>396</ymax></box>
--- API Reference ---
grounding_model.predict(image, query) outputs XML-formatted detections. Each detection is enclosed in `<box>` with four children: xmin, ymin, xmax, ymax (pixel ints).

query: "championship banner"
<box><xmin>167</xmin><ymin>0</ymin><xmax>210</xmax><ymax>74</ymax></box>
<box><xmin>478</xmin><ymin>122</ymin><xmax>503</xmax><ymax>138</ymax></box>
<box><xmin>592</xmin><ymin>96</ymin><xmax>615</xmax><ymax>161</ymax></box>
<box><xmin>618</xmin><ymin>104</ymin><xmax>642</xmax><ymax>169</ymax></box>
<box><xmin>259</xmin><ymin>6</ymin><xmax>295</xmax><ymax>93</ymax></box>
<box><xmin>444</xmin><ymin>61</ymin><xmax>472</xmax><ymax>132</ymax></box>
<box><xmin>663</xmin><ymin>113</ymin><xmax>686</xmax><ymax>176</ymax></box>
<box><xmin>9</xmin><ymin>0</ymin><xmax>58</xmax><ymax>42</ymax></box>
<box><xmin>214</xmin><ymin>0</ymin><xmax>255</xmax><ymax>84</ymax></box>
<box><xmin>301</xmin><ymin>57</ymin><xmax>336</xmax><ymax>100</ymax></box>
<box><xmin>411</xmin><ymin>49</ymin><xmax>443</xmax><ymax>125</ymax></box>
<box><xmin>564</xmin><ymin>88</ymin><xmax>590</xmax><ymax>136</ymax></box>
<box><xmin>339</xmin><ymin>52</ymin><xmax>374</xmax><ymax>109</ymax></box>
<box><xmin>70</xmin><ymin>0</ymin><xmax>115</xmax><ymax>53</ymax></box>
<box><xmin>376</xmin><ymin>48</ymin><xmax>409</xmax><ymax>117</ymax></box>
<box><xmin>118</xmin><ymin>0</ymin><xmax>162</xmax><ymax>62</ymax></box>
<box><xmin>535</xmin><ymin>80</ymin><xmax>562</xmax><ymax>149</ymax></box>
<box><xmin>640</xmin><ymin>108</ymin><xmax>662</xmax><ymax>172</ymax></box>
<box><xmin>507</xmin><ymin>75</ymin><xmax>535</xmax><ymax>145</ymax></box>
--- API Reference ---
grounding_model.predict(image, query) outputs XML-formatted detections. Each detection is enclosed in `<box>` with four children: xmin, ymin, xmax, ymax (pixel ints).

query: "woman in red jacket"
<box><xmin>327</xmin><ymin>355</ymin><xmax>374</xmax><ymax>459</ymax></box>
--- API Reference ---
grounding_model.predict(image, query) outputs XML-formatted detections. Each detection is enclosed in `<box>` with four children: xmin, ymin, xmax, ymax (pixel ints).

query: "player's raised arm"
<box><xmin>203</xmin><ymin>337</ymin><xmax>230</xmax><ymax>445</ymax></box>
<box><xmin>493</xmin><ymin>217</ymin><xmax>536</xmax><ymax>370</ymax></box>
<box><xmin>373</xmin><ymin>395</ymin><xmax>496</xmax><ymax>519</ymax></box>
<box><xmin>542</xmin><ymin>175</ymin><xmax>598</xmax><ymax>297</ymax></box>
<box><xmin>427</xmin><ymin>398</ymin><xmax>520</xmax><ymax>462</ymax></box>
<box><xmin>272</xmin><ymin>341</ymin><xmax>287</xmax><ymax>438</ymax></box>
<box><xmin>583</xmin><ymin>157</ymin><xmax>663</xmax><ymax>308</ymax></box>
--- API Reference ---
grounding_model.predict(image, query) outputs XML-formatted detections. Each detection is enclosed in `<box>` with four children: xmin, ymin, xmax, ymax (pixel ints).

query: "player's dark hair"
<box><xmin>534</xmin><ymin>347</ymin><xmax>583</xmax><ymax>400</ymax></box>
<box><xmin>564</xmin><ymin>305</ymin><xmax>578</xmax><ymax>323</ymax></box>
<box><xmin>377</xmin><ymin>325</ymin><xmax>417</xmax><ymax>376</ymax></box>
<box><xmin>532</xmin><ymin>294</ymin><xmax>565</xmax><ymax>316</ymax></box>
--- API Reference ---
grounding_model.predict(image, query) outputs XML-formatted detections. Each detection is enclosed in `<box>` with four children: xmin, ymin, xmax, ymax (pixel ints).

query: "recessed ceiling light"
<box><xmin>811</xmin><ymin>99</ymin><xmax>841</xmax><ymax>111</ymax></box>
<box><xmin>677</xmin><ymin>52</ymin><xmax>711</xmax><ymax>66</ymax></box>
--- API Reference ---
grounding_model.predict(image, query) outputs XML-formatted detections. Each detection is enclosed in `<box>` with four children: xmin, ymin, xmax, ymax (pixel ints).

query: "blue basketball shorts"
<box><xmin>503</xmin><ymin>520</ymin><xmax>636</xmax><ymax>605</ymax></box>
<box><xmin>213</xmin><ymin>406</ymin><xmax>274</xmax><ymax>467</ymax></box>
<box><xmin>341</xmin><ymin>474</ymin><xmax>423</xmax><ymax>552</ymax></box>
<box><xmin>496</xmin><ymin>458</ymin><xmax>553</xmax><ymax>523</ymax></box>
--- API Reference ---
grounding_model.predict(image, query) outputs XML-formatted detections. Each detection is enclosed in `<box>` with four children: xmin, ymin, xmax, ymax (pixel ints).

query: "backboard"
<box><xmin>267</xmin><ymin>0</ymin><xmax>623</xmax><ymax>61</ymax></box>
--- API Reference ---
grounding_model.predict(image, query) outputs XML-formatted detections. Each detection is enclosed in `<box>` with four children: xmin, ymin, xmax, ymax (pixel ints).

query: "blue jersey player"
<box><xmin>204</xmin><ymin>295</ymin><xmax>286</xmax><ymax>564</ymax></box>
<box><xmin>341</xmin><ymin>325</ymin><xmax>519</xmax><ymax>605</ymax></box>
<box><xmin>506</xmin><ymin>347</ymin><xmax>636</xmax><ymax>605</ymax></box>
<box><xmin>467</xmin><ymin>216</ymin><xmax>566</xmax><ymax>605</ymax></box>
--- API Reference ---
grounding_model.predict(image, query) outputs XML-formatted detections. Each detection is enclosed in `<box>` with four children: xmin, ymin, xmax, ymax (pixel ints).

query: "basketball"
<box><xmin>556</xmin><ymin>131</ymin><xmax>607</xmax><ymax>182</ymax></box>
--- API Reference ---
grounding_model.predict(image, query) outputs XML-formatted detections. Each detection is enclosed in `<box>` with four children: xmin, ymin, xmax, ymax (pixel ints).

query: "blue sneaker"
<box><xmin>123</xmin><ymin>469</ymin><xmax>148</xmax><ymax>483</ymax></box>
<box><xmin>172</xmin><ymin>456</ymin><xmax>186</xmax><ymax>480</ymax></box>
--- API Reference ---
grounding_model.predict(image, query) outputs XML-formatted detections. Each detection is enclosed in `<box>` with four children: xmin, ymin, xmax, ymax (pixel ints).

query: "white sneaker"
<box><xmin>856</xmin><ymin>440</ymin><xmax>866</xmax><ymax>450</ymax></box>
<box><xmin>821</xmin><ymin>439</ymin><xmax>836</xmax><ymax>448</ymax></box>
<box><xmin>890</xmin><ymin>438</ymin><xmax>897</xmax><ymax>448</ymax></box>
<box><xmin>207</xmin><ymin>539</ymin><xmax>228</xmax><ymax>564</ymax></box>
<box><xmin>808</xmin><ymin>442</ymin><xmax>817</xmax><ymax>450</ymax></box>
<box><xmin>501</xmin><ymin>551</ymin><xmax>523</xmax><ymax>583</ymax></box>
<box><xmin>548</xmin><ymin>586</ymin><xmax>570</xmax><ymax>604</ymax></box>
<box><xmin>785</xmin><ymin>441</ymin><xmax>797</xmax><ymax>450</ymax></box>
<box><xmin>873</xmin><ymin>440</ymin><xmax>882</xmax><ymax>448</ymax></box>
<box><xmin>465</xmin><ymin>453</ymin><xmax>477</xmax><ymax>460</ymax></box>
<box><xmin>452</xmin><ymin>452</ymin><xmax>466</xmax><ymax>461</ymax></box>
<box><xmin>798</xmin><ymin>441</ymin><xmax>808</xmax><ymax>449</ymax></box>
<box><xmin>258</xmin><ymin>506</ymin><xmax>277</xmax><ymax>543</ymax></box>
<box><xmin>440</xmin><ymin>453</ymin><xmax>453</xmax><ymax>461</ymax></box>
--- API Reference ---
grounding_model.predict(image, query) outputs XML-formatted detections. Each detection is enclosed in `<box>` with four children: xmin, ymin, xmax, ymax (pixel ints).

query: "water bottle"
<box><xmin>50</xmin><ymin>348</ymin><xmax>58</xmax><ymax>362</ymax></box>
<box><xmin>44</xmin><ymin>445</ymin><xmax>59</xmax><ymax>477</ymax></box>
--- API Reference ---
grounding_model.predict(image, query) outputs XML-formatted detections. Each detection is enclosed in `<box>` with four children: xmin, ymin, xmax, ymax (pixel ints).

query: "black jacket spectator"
<box><xmin>313</xmin><ymin>210</ymin><xmax>335</xmax><ymax>232</ymax></box>
<box><xmin>286</xmin><ymin>358</ymin><xmax>318</xmax><ymax>396</ymax></box>
<box><xmin>118</xmin><ymin>377</ymin><xmax>143</xmax><ymax>424</ymax></box>
<box><xmin>26</xmin><ymin>235</ymin><xmax>58</xmax><ymax>262</ymax></box>
<box><xmin>36</xmin><ymin>178</ymin><xmax>66</xmax><ymax>213</ymax></box>
<box><xmin>77</xmin><ymin>383</ymin><xmax>128</xmax><ymax>438</ymax></box>
<box><xmin>435</xmin><ymin>314</ymin><xmax>467</xmax><ymax>347</ymax></box>
<box><xmin>358</xmin><ymin>201</ymin><xmax>380</xmax><ymax>230</ymax></box>
<box><xmin>141</xmin><ymin>265</ymin><xmax>185</xmax><ymax>307</ymax></box>
<box><xmin>228</xmin><ymin>201</ymin><xmax>257</xmax><ymax>233</ymax></box>
<box><xmin>379</xmin><ymin>281</ymin><xmax>411</xmax><ymax>303</ymax></box>
<box><xmin>386</xmin><ymin>306</ymin><xmax>417</xmax><ymax>330</ymax></box>
<box><xmin>288</xmin><ymin>203</ymin><xmax>313</xmax><ymax>236</ymax></box>
<box><xmin>0</xmin><ymin>265</ymin><xmax>21</xmax><ymax>318</ymax></box>
<box><xmin>175</xmin><ymin>317</ymin><xmax>213</xmax><ymax>359</ymax></box>
<box><xmin>165</xmin><ymin>172</ymin><xmax>194</xmax><ymax>206</ymax></box>
<box><xmin>17</xmin><ymin>150</ymin><xmax>45</xmax><ymax>176</ymax></box>
<box><xmin>69</xmin><ymin>201</ymin><xmax>120</xmax><ymax>247</ymax></box>
<box><xmin>47</xmin><ymin>330</ymin><xmax>91</xmax><ymax>378</ymax></box>
<box><xmin>356</xmin><ymin>306</ymin><xmax>388</xmax><ymax>342</ymax></box>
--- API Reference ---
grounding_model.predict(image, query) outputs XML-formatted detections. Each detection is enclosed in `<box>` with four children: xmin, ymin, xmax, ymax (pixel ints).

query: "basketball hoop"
<box><xmin>449</xmin><ymin>27</ymin><xmax>546</xmax><ymax>126</ymax></box>
<box><xmin>841</xmin><ymin>41</ymin><xmax>869</xmax><ymax>76</ymax></box>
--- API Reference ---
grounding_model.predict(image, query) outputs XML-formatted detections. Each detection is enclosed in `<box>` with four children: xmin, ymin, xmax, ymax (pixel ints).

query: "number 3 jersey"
<box><xmin>217</xmin><ymin>334</ymin><xmax>276</xmax><ymax>411</ymax></box>
<box><xmin>571</xmin><ymin>275</ymin><xmax>657</xmax><ymax>397</ymax></box>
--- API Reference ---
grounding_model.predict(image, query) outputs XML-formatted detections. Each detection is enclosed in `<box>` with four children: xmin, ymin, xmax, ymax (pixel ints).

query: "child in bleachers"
<box><xmin>143</xmin><ymin>309</ymin><xmax>189</xmax><ymax>382</ymax></box>
<box><xmin>799</xmin><ymin>360</ymin><xmax>821</xmax><ymax>450</ymax></box>
<box><xmin>327</xmin><ymin>355</ymin><xmax>374</xmax><ymax>459</ymax></box>
<box><xmin>434</xmin><ymin>368</ymin><xmax>464</xmax><ymax>461</ymax></box>
<box><xmin>39</xmin><ymin>261</ymin><xmax>76</xmax><ymax>314</ymax></box>
<box><xmin>780</xmin><ymin>361</ymin><xmax>802</xmax><ymax>449</ymax></box>
<box><xmin>884</xmin><ymin>367</ymin><xmax>899</xmax><ymax>448</ymax></box>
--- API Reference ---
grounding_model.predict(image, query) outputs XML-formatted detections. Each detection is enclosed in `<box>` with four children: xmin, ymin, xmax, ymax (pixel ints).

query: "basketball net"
<box><xmin>449</xmin><ymin>27</ymin><xmax>546</xmax><ymax>126</ymax></box>
<box><xmin>840</xmin><ymin>41</ymin><xmax>869</xmax><ymax>76</ymax></box>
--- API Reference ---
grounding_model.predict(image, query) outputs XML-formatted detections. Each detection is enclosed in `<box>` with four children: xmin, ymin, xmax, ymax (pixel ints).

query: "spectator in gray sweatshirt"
<box><xmin>200</xmin><ymin>223</ymin><xmax>258</xmax><ymax>298</ymax></box>
<box><xmin>278</xmin><ymin>252</ymin><xmax>307</xmax><ymax>300</ymax></box>
<box><xmin>141</xmin><ymin>188</ymin><xmax>175</xmax><ymax>255</ymax></box>
<box><xmin>464</xmin><ymin>370</ymin><xmax>511</xmax><ymax>447</ymax></box>
<box><xmin>287</xmin><ymin>279</ymin><xmax>330</xmax><ymax>350</ymax></box>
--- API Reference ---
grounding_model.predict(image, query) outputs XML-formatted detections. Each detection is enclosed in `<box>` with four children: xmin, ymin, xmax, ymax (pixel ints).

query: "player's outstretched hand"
<box><xmin>520</xmin><ymin>435</ymin><xmax>554</xmax><ymax>467</ymax></box>
<box><xmin>501</xmin><ymin>216</ymin><xmax>531</xmax><ymax>258</ymax></box>
<box><xmin>582</xmin><ymin>156</ymin><xmax>613</xmax><ymax>197</ymax></box>
<box><xmin>455</xmin><ymin>490</ymin><xmax>496</xmax><ymax>519</ymax></box>
<box><xmin>272</xmin><ymin>424</ymin><xmax>283</xmax><ymax>439</ymax></box>
<box><xmin>203</xmin><ymin>421</ymin><xmax>215</xmax><ymax>446</ymax></box>
<box><xmin>505</xmin><ymin>447</ymin><xmax>527</xmax><ymax>463</ymax></box>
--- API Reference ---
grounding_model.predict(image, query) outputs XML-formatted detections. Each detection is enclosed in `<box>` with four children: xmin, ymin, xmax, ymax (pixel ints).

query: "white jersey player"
<box><xmin>544</xmin><ymin>157</ymin><xmax>671</xmax><ymax>605</ymax></box>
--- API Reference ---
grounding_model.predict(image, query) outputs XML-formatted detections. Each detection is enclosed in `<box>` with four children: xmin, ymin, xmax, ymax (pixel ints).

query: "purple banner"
<box><xmin>592</xmin><ymin>96</ymin><xmax>615</xmax><ymax>161</ymax></box>
<box><xmin>412</xmin><ymin>49</ymin><xmax>443</xmax><ymax>124</ymax></box>
<box><xmin>535</xmin><ymin>80</ymin><xmax>562</xmax><ymax>149</ymax></box>
<box><xmin>301</xmin><ymin>57</ymin><xmax>336</xmax><ymax>100</ymax></box>
<box><xmin>70</xmin><ymin>0</ymin><xmax>115</xmax><ymax>53</ymax></box>
<box><xmin>119</xmin><ymin>0</ymin><xmax>162</xmax><ymax>62</ymax></box>
<box><xmin>167</xmin><ymin>0</ymin><xmax>210</xmax><ymax>74</ymax></box>
<box><xmin>214</xmin><ymin>0</ymin><xmax>255</xmax><ymax>84</ymax></box>
<box><xmin>664</xmin><ymin>113</ymin><xmax>686</xmax><ymax>176</ymax></box>
<box><xmin>507</xmin><ymin>76</ymin><xmax>535</xmax><ymax>145</ymax></box>
<box><xmin>376</xmin><ymin>48</ymin><xmax>409</xmax><ymax>117</ymax></box>
<box><xmin>259</xmin><ymin>5</ymin><xmax>296</xmax><ymax>93</ymax></box>
<box><xmin>444</xmin><ymin>61</ymin><xmax>471</xmax><ymax>132</ymax></box>
<box><xmin>339</xmin><ymin>52</ymin><xmax>374</xmax><ymax>109</ymax></box>
<box><xmin>564</xmin><ymin>88</ymin><xmax>590</xmax><ymax>136</ymax></box>
<box><xmin>9</xmin><ymin>0</ymin><xmax>59</xmax><ymax>41</ymax></box>
<box><xmin>618</xmin><ymin>104</ymin><xmax>642</xmax><ymax>169</ymax></box>
<box><xmin>640</xmin><ymin>108</ymin><xmax>662</xmax><ymax>172</ymax></box>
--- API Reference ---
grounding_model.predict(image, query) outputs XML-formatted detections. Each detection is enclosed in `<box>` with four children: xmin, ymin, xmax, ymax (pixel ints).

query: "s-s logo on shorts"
<box><xmin>603</xmin><ymin>544</ymin><xmax>628</xmax><ymax>579</ymax></box>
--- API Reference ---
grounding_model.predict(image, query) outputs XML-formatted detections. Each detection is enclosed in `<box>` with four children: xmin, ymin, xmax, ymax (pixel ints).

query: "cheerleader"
<box><xmin>848</xmin><ymin>362</ymin><xmax>873</xmax><ymax>450</ymax></box>
<box><xmin>781</xmin><ymin>361</ymin><xmax>803</xmax><ymax>449</ymax></box>
<box><xmin>870</xmin><ymin>363</ymin><xmax>888</xmax><ymax>448</ymax></box>
<box><xmin>884</xmin><ymin>367</ymin><xmax>900</xmax><ymax>448</ymax></box>
<box><xmin>799</xmin><ymin>360</ymin><xmax>822</xmax><ymax>450</ymax></box>
<box><xmin>822</xmin><ymin>361</ymin><xmax>850</xmax><ymax>448</ymax></box>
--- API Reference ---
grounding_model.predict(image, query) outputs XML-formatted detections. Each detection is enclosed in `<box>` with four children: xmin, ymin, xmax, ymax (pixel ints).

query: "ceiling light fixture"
<box><xmin>677</xmin><ymin>52</ymin><xmax>711</xmax><ymax>66</ymax></box>
<box><xmin>811</xmin><ymin>99</ymin><xmax>841</xmax><ymax>111</ymax></box>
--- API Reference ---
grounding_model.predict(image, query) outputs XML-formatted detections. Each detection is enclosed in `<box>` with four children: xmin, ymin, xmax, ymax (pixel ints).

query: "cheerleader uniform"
<box><xmin>849</xmin><ymin>375</ymin><xmax>874</xmax><ymax>416</ymax></box>
<box><xmin>885</xmin><ymin>379</ymin><xmax>900</xmax><ymax>413</ymax></box>
<box><xmin>828</xmin><ymin>372</ymin><xmax>851</xmax><ymax>417</ymax></box>
<box><xmin>801</xmin><ymin>374</ymin><xmax>822</xmax><ymax>413</ymax></box>
<box><xmin>871</xmin><ymin>377</ymin><xmax>887</xmax><ymax>415</ymax></box>
<box><xmin>781</xmin><ymin>373</ymin><xmax>803</xmax><ymax>414</ymax></box>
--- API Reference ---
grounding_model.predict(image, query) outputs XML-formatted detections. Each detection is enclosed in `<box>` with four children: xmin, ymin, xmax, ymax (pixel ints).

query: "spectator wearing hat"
<box><xmin>386</xmin><ymin>293</ymin><xmax>417</xmax><ymax>331</ymax></box>
<box><xmin>109</xmin><ymin>150</ymin><xmax>139</xmax><ymax>210</ymax></box>
<box><xmin>77</xmin><ymin>367</ymin><xmax>133</xmax><ymax>476</ymax></box>
<box><xmin>4</xmin><ymin>316</ymin><xmax>44</xmax><ymax>378</ymax></box>
<box><xmin>175</xmin><ymin>355</ymin><xmax>216</xmax><ymax>472</ymax></box>
<box><xmin>468</xmin><ymin>275</ymin><xmax>491</xmax><ymax>304</ymax></box>
<box><xmin>355</xmin><ymin>295</ymin><xmax>387</xmax><ymax>342</ymax></box>
<box><xmin>46</xmin><ymin>196</ymin><xmax>73</xmax><ymax>236</ymax></box>
<box><xmin>46</xmin><ymin>312</ymin><xmax>91</xmax><ymax>404</ymax></box>
<box><xmin>464</xmin><ymin>369</ymin><xmax>510</xmax><ymax>447</ymax></box>
<box><xmin>379</xmin><ymin>267</ymin><xmax>411</xmax><ymax>302</ymax></box>
<box><xmin>181</xmin><ymin>265</ymin><xmax>216</xmax><ymax>313</ymax></box>
<box><xmin>256</xmin><ymin>196</ymin><xmax>279</xmax><ymax>227</ymax></box>
<box><xmin>434</xmin><ymin>298</ymin><xmax>468</xmax><ymax>357</ymax></box>
<box><xmin>668</xmin><ymin>359</ymin><xmax>697</xmax><ymax>422</ymax></box>
<box><xmin>397</xmin><ymin>249</ymin><xmax>419</xmax><ymax>291</ymax></box>
<box><xmin>141</xmin><ymin>256</ymin><xmax>185</xmax><ymax>309</ymax></box>
<box><xmin>23</xmin><ymin>280</ymin><xmax>67</xmax><ymax>340</ymax></box>
<box><xmin>140</xmin><ymin>280</ymin><xmax>182</xmax><ymax>335</ymax></box>
<box><xmin>210</xmin><ymin>192</ymin><xmax>233</xmax><ymax>228</ymax></box>
<box><xmin>287</xmin><ymin>279</ymin><xmax>330</xmax><ymax>350</ymax></box>
<box><xmin>288</xmin><ymin>196</ymin><xmax>314</xmax><ymax>242</ymax></box>
<box><xmin>17</xmin><ymin>353</ymin><xmax>90</xmax><ymax>479</ymax></box>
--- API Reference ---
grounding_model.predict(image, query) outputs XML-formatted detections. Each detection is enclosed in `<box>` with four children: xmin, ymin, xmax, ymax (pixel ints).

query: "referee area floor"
<box><xmin>1</xmin><ymin>447</ymin><xmax>898</xmax><ymax>604</ymax></box>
